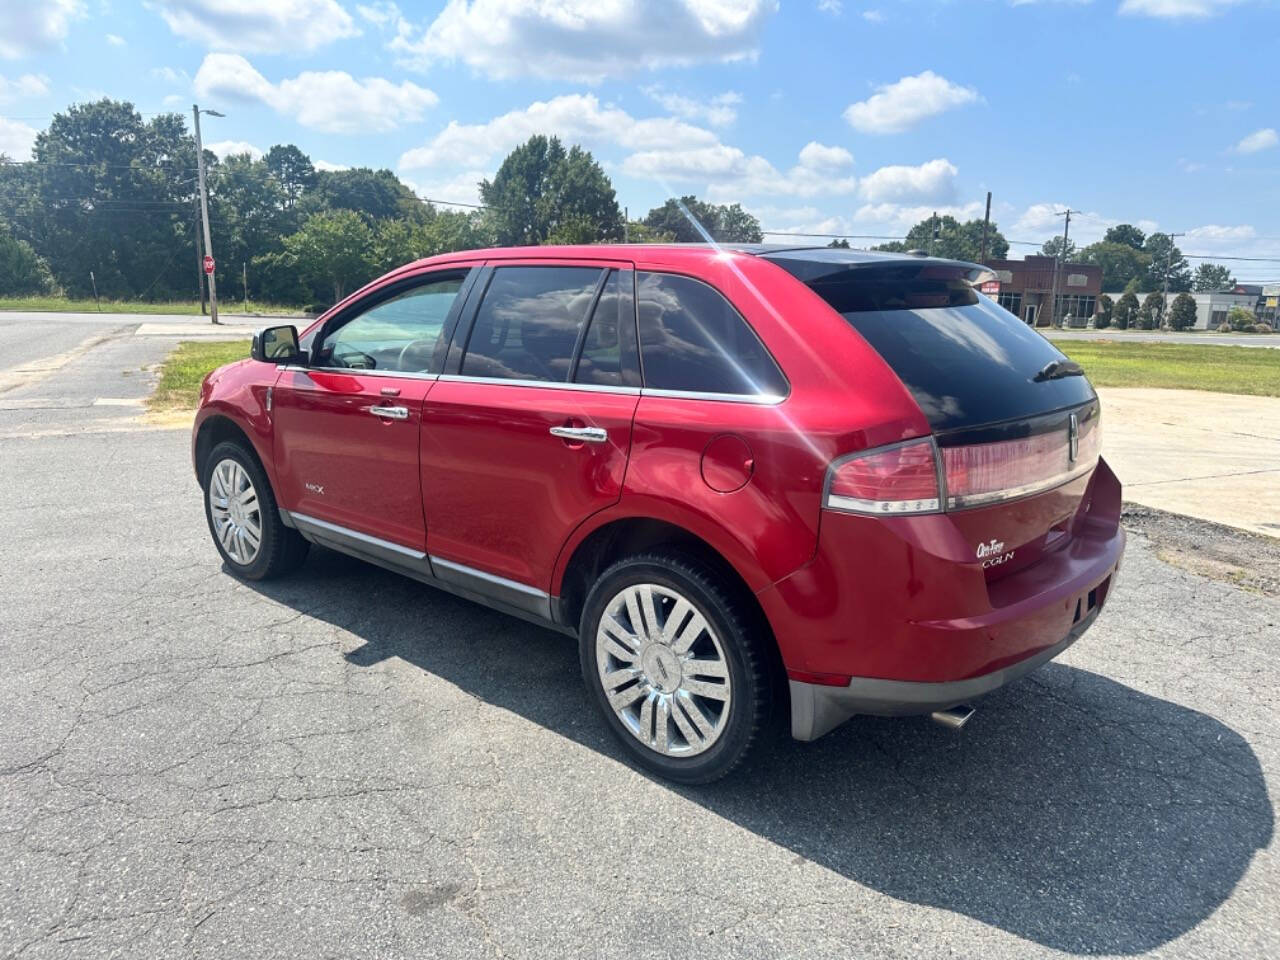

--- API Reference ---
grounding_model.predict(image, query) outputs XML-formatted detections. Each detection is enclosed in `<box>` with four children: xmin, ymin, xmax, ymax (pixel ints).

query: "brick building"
<box><xmin>982</xmin><ymin>255</ymin><xmax>1103</xmax><ymax>327</ymax></box>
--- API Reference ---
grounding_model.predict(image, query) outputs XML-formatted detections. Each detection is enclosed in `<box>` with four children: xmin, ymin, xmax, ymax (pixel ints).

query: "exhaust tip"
<box><xmin>931</xmin><ymin>705</ymin><xmax>975</xmax><ymax>730</ymax></box>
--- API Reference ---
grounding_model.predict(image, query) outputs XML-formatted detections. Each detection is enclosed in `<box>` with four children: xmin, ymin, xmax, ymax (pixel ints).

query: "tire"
<box><xmin>579</xmin><ymin>551</ymin><xmax>772</xmax><ymax>784</ymax></box>
<box><xmin>202</xmin><ymin>440</ymin><xmax>308</xmax><ymax>581</ymax></box>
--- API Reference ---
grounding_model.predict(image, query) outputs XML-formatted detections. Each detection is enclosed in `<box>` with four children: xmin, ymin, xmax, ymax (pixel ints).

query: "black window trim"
<box><xmin>635</xmin><ymin>269</ymin><xmax>791</xmax><ymax>403</ymax></box>
<box><xmin>304</xmin><ymin>264</ymin><xmax>480</xmax><ymax>378</ymax></box>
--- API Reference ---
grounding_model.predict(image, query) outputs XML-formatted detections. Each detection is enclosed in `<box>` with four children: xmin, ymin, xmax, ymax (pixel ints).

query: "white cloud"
<box><xmin>0</xmin><ymin>0</ymin><xmax>84</xmax><ymax>59</ymax></box>
<box><xmin>1007</xmin><ymin>203</ymin><xmax>1159</xmax><ymax>247</ymax></box>
<box><xmin>207</xmin><ymin>139</ymin><xmax>263</xmax><ymax>159</ymax></box>
<box><xmin>150</xmin><ymin>66</ymin><xmax>188</xmax><ymax>85</ymax></box>
<box><xmin>399</xmin><ymin>93</ymin><xmax>717</xmax><ymax>171</ymax></box>
<box><xmin>1185</xmin><ymin>224</ymin><xmax>1256</xmax><ymax>248</ymax></box>
<box><xmin>642</xmin><ymin>87</ymin><xmax>741</xmax><ymax>128</ymax></box>
<box><xmin>862</xmin><ymin>9</ymin><xmax>885</xmax><ymax>21</ymax></box>
<box><xmin>817</xmin><ymin>0</ymin><xmax>842</xmax><ymax>12</ymax></box>
<box><xmin>1119</xmin><ymin>0</ymin><xmax>1242</xmax><ymax>17</ymax></box>
<box><xmin>853</xmin><ymin>201</ymin><xmax>986</xmax><ymax>236</ymax></box>
<box><xmin>858</xmin><ymin>158</ymin><xmax>958</xmax><ymax>204</ymax></box>
<box><xmin>356</xmin><ymin>0</ymin><xmax>400</xmax><ymax>26</ymax></box>
<box><xmin>402</xmin><ymin>169</ymin><xmax>488</xmax><ymax>208</ymax></box>
<box><xmin>105</xmin><ymin>33</ymin><xmax>125</xmax><ymax>46</ymax></box>
<box><xmin>389</xmin><ymin>0</ymin><xmax>777</xmax><ymax>83</ymax></box>
<box><xmin>1233</xmin><ymin>127</ymin><xmax>1277</xmax><ymax>154</ymax></box>
<box><xmin>0</xmin><ymin>73</ymin><xmax>49</xmax><ymax>102</ymax></box>
<box><xmin>844</xmin><ymin>70</ymin><xmax>980</xmax><ymax>134</ymax></box>
<box><xmin>314</xmin><ymin>159</ymin><xmax>351</xmax><ymax>172</ymax></box>
<box><xmin>194</xmin><ymin>53</ymin><xmax>437</xmax><ymax>134</ymax></box>
<box><xmin>0</xmin><ymin>116</ymin><xmax>38</xmax><ymax>158</ymax></box>
<box><xmin>624</xmin><ymin>140</ymin><xmax>857</xmax><ymax>201</ymax></box>
<box><xmin>153</xmin><ymin>0</ymin><xmax>358</xmax><ymax>53</ymax></box>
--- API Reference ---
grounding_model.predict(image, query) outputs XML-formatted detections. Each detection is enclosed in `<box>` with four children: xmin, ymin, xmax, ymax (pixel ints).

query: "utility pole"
<box><xmin>1160</xmin><ymin>232</ymin><xmax>1185</xmax><ymax>331</ymax></box>
<box><xmin>194</xmin><ymin>206</ymin><xmax>207</xmax><ymax>315</ymax></box>
<box><xmin>623</xmin><ymin>206</ymin><xmax>629</xmax><ymax>243</ymax></box>
<box><xmin>1048</xmin><ymin>209</ymin><xmax>1072</xmax><ymax>328</ymax></box>
<box><xmin>192</xmin><ymin>104</ymin><xmax>224</xmax><ymax>324</ymax></box>
<box><xmin>980</xmin><ymin>191</ymin><xmax>992</xmax><ymax>263</ymax></box>
<box><xmin>930</xmin><ymin>211</ymin><xmax>939</xmax><ymax>256</ymax></box>
<box><xmin>243</xmin><ymin>261</ymin><xmax>249</xmax><ymax>313</ymax></box>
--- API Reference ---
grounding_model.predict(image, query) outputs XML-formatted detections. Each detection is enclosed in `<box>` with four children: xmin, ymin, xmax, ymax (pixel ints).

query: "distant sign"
<box><xmin>980</xmin><ymin>280</ymin><xmax>1001</xmax><ymax>294</ymax></box>
<box><xmin>1263</xmin><ymin>283</ymin><xmax>1280</xmax><ymax>297</ymax></box>
<box><xmin>1067</xmin><ymin>274</ymin><xmax>1088</xmax><ymax>287</ymax></box>
<box><xmin>203</xmin><ymin>255</ymin><xmax>215</xmax><ymax>275</ymax></box>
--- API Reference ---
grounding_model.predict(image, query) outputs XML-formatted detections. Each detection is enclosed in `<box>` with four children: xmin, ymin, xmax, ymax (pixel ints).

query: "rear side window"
<box><xmin>462</xmin><ymin>266</ymin><xmax>603</xmax><ymax>382</ymax></box>
<box><xmin>636</xmin><ymin>272</ymin><xmax>787</xmax><ymax>397</ymax></box>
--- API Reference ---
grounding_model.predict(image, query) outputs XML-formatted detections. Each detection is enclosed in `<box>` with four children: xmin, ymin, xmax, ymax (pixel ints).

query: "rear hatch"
<box><xmin>767</xmin><ymin>251</ymin><xmax>1100</xmax><ymax>579</ymax></box>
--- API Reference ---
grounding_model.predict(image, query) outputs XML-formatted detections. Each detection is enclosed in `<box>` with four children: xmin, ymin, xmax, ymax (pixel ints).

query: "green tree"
<box><xmin>1142</xmin><ymin>232</ymin><xmax>1191</xmax><ymax>292</ymax></box>
<box><xmin>874</xmin><ymin>215</ymin><xmax>1009</xmax><ymax>261</ymax></box>
<box><xmin>303</xmin><ymin>166</ymin><xmax>426</xmax><ymax>223</ymax></box>
<box><xmin>626</xmin><ymin>221</ymin><xmax>675</xmax><ymax>243</ymax></box>
<box><xmin>1041</xmin><ymin>235</ymin><xmax>1078</xmax><ymax>261</ymax></box>
<box><xmin>641</xmin><ymin>196</ymin><xmax>762</xmax><ymax>243</ymax></box>
<box><xmin>1225</xmin><ymin>306</ymin><xmax>1255</xmax><ymax>331</ymax></box>
<box><xmin>1113</xmin><ymin>291</ymin><xmax>1139</xmax><ymax>329</ymax></box>
<box><xmin>1079</xmin><ymin>241</ymin><xmax>1152</xmax><ymax>291</ymax></box>
<box><xmin>1104</xmin><ymin>224</ymin><xmax>1146</xmax><ymax>250</ymax></box>
<box><xmin>1168</xmin><ymin>291</ymin><xmax>1198</xmax><ymax>330</ymax></box>
<box><xmin>1192</xmin><ymin>262</ymin><xmax>1234</xmax><ymax>291</ymax></box>
<box><xmin>267</xmin><ymin>210</ymin><xmax>376</xmax><ymax>305</ymax></box>
<box><xmin>828</xmin><ymin>238</ymin><xmax>850</xmax><ymax>249</ymax></box>
<box><xmin>480</xmin><ymin>135</ymin><xmax>622</xmax><ymax>246</ymax></box>
<box><xmin>1095</xmin><ymin>293</ymin><xmax>1113</xmax><ymax>329</ymax></box>
<box><xmin>1139</xmin><ymin>292</ymin><xmax>1165</xmax><ymax>329</ymax></box>
<box><xmin>263</xmin><ymin>144</ymin><xmax>315</xmax><ymax>209</ymax></box>
<box><xmin>0</xmin><ymin>220</ymin><xmax>52</xmax><ymax>294</ymax></box>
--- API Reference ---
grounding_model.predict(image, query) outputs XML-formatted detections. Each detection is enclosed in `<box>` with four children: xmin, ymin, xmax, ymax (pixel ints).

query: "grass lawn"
<box><xmin>148</xmin><ymin>340</ymin><xmax>251</xmax><ymax>412</ymax></box>
<box><xmin>1049</xmin><ymin>340</ymin><xmax>1280</xmax><ymax>397</ymax></box>
<box><xmin>0</xmin><ymin>296</ymin><xmax>302</xmax><ymax>316</ymax></box>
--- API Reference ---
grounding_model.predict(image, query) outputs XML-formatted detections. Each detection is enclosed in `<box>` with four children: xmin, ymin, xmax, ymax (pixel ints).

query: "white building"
<box><xmin>1102</xmin><ymin>289</ymin><xmax>1258</xmax><ymax>329</ymax></box>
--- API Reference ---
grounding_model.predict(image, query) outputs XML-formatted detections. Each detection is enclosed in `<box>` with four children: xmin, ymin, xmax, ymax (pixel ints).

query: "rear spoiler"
<box><xmin>759</xmin><ymin>249</ymin><xmax>995</xmax><ymax>287</ymax></box>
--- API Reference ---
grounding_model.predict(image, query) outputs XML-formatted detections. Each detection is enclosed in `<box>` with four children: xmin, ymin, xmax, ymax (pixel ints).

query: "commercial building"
<box><xmin>982</xmin><ymin>255</ymin><xmax>1102</xmax><ymax>327</ymax></box>
<box><xmin>1101</xmin><ymin>287</ymin><xmax>1258</xmax><ymax>330</ymax></box>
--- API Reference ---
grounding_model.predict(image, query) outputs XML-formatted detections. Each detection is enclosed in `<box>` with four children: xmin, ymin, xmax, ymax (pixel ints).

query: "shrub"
<box><xmin>1251</xmin><ymin>323</ymin><xmax>1273</xmax><ymax>334</ymax></box>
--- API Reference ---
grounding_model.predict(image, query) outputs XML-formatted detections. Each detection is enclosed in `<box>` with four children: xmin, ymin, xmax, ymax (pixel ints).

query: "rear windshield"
<box><xmin>802</xmin><ymin>272</ymin><xmax>1095</xmax><ymax>432</ymax></box>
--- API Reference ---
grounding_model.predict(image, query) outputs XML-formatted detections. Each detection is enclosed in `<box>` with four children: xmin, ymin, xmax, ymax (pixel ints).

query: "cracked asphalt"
<box><xmin>0</xmin><ymin>320</ymin><xmax>1277</xmax><ymax>959</ymax></box>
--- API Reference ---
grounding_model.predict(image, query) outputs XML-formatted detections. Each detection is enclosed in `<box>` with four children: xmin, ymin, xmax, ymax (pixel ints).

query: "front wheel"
<box><xmin>579</xmin><ymin>552</ymin><xmax>772</xmax><ymax>784</ymax></box>
<box><xmin>202</xmin><ymin>440</ymin><xmax>308</xmax><ymax>581</ymax></box>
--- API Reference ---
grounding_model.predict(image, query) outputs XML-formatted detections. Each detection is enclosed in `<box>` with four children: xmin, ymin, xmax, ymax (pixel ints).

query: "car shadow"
<box><xmin>245</xmin><ymin>548</ymin><xmax>1273</xmax><ymax>956</ymax></box>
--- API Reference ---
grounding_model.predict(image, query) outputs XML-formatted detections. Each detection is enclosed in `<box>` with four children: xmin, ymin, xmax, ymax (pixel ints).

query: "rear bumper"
<box><xmin>789</xmin><ymin>597</ymin><xmax>1108</xmax><ymax>740</ymax></box>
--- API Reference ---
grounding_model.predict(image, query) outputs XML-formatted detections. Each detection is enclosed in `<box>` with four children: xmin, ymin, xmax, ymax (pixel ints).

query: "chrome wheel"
<box><xmin>595</xmin><ymin>583</ymin><xmax>732</xmax><ymax>758</ymax></box>
<box><xmin>208</xmin><ymin>457</ymin><xmax>262</xmax><ymax>566</ymax></box>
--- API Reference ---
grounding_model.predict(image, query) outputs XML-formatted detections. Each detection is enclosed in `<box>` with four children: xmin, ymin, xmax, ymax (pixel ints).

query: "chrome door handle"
<box><xmin>369</xmin><ymin>405</ymin><xmax>409</xmax><ymax>420</ymax></box>
<box><xmin>550</xmin><ymin>425</ymin><xmax>608</xmax><ymax>444</ymax></box>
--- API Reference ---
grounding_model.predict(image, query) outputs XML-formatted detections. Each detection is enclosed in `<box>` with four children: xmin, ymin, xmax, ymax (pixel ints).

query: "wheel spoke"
<box><xmin>600</xmin><ymin>615</ymin><xmax>641</xmax><ymax>656</ymax></box>
<box><xmin>660</xmin><ymin>598</ymin><xmax>692</xmax><ymax>645</ymax></box>
<box><xmin>608</xmin><ymin>683</ymin><xmax>646</xmax><ymax>713</ymax></box>
<box><xmin>671</xmin><ymin>612</ymin><xmax>707</xmax><ymax>655</ymax></box>
<box><xmin>654</xmin><ymin>696</ymin><xmax>670</xmax><ymax>752</ymax></box>
<box><xmin>683</xmin><ymin>656</ymin><xmax>728</xmax><ymax>679</ymax></box>
<box><xmin>682</xmin><ymin>678</ymin><xmax>729</xmax><ymax>701</ymax></box>
<box><xmin>638</xmin><ymin>585</ymin><xmax>660</xmax><ymax>640</ymax></box>
<box><xmin>623</xmin><ymin>588</ymin><xmax>646</xmax><ymax>640</ymax></box>
<box><xmin>670</xmin><ymin>695</ymin><xmax>703</xmax><ymax>747</ymax></box>
<box><xmin>676</xmin><ymin>691</ymin><xmax>715</xmax><ymax>738</ymax></box>
<box><xmin>601</xmin><ymin>667</ymin><xmax>639</xmax><ymax>691</ymax></box>
<box><xmin>638</xmin><ymin>693</ymin><xmax>655</xmax><ymax>744</ymax></box>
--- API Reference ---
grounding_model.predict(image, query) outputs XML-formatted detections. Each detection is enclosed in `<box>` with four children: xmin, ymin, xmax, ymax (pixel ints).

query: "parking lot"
<box><xmin>1</xmin><ymin>319</ymin><xmax>1277</xmax><ymax>959</ymax></box>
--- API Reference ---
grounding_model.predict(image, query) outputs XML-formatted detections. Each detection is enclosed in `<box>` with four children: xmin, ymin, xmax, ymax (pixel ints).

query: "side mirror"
<box><xmin>252</xmin><ymin>325</ymin><xmax>301</xmax><ymax>364</ymax></box>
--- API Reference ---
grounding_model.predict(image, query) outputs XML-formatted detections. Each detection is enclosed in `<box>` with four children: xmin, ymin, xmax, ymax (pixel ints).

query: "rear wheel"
<box><xmin>202</xmin><ymin>440</ymin><xmax>308</xmax><ymax>580</ymax></box>
<box><xmin>579</xmin><ymin>551</ymin><xmax>771</xmax><ymax>783</ymax></box>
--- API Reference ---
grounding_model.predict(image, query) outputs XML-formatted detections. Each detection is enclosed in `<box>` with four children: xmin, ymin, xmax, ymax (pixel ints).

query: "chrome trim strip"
<box><xmin>639</xmin><ymin>387</ymin><xmax>786</xmax><ymax>406</ymax></box>
<box><xmin>944</xmin><ymin>457</ymin><xmax>1098</xmax><ymax>510</ymax></box>
<box><xmin>429</xmin><ymin>555</ymin><xmax>547</xmax><ymax>598</ymax></box>
<box><xmin>290</xmin><ymin>512</ymin><xmax>427</xmax><ymax>561</ymax></box>
<box><xmin>436</xmin><ymin>374</ymin><xmax>640</xmax><ymax>395</ymax></box>
<box><xmin>278</xmin><ymin>365</ymin><xmax>440</xmax><ymax>381</ymax></box>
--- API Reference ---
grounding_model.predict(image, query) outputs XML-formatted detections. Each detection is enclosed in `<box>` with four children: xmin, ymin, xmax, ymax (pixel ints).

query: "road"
<box><xmin>0</xmin><ymin>318</ymin><xmax>1276</xmax><ymax>959</ymax></box>
<box><xmin>1049</xmin><ymin>329</ymin><xmax>1280</xmax><ymax>348</ymax></box>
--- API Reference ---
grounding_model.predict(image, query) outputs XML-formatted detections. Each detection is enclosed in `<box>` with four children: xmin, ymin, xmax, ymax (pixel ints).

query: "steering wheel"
<box><xmin>332</xmin><ymin>346</ymin><xmax>376</xmax><ymax>369</ymax></box>
<box><xmin>397</xmin><ymin>338</ymin><xmax>438</xmax><ymax>372</ymax></box>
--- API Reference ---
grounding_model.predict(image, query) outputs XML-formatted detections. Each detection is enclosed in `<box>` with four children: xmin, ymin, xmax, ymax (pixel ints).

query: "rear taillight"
<box><xmin>824</xmin><ymin>438</ymin><xmax>942</xmax><ymax>515</ymax></box>
<box><xmin>823</xmin><ymin>413</ymin><xmax>1100</xmax><ymax>516</ymax></box>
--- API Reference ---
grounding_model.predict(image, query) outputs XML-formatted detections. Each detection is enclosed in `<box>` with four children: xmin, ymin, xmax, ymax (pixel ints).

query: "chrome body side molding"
<box><xmin>283</xmin><ymin>511</ymin><xmax>568</xmax><ymax>636</ymax></box>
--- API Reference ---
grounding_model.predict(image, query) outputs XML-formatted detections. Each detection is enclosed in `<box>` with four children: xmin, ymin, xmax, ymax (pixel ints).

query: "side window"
<box><xmin>461</xmin><ymin>266</ymin><xmax>603</xmax><ymax>382</ymax></box>
<box><xmin>319</xmin><ymin>272</ymin><xmax>468</xmax><ymax>373</ymax></box>
<box><xmin>573</xmin><ymin>270</ymin><xmax>637</xmax><ymax>388</ymax></box>
<box><xmin>636</xmin><ymin>272</ymin><xmax>787</xmax><ymax>397</ymax></box>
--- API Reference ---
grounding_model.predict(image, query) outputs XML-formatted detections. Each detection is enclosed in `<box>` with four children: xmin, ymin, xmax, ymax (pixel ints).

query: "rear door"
<box><xmin>272</xmin><ymin>266</ymin><xmax>477</xmax><ymax>552</ymax></box>
<box><xmin>419</xmin><ymin>260</ymin><xmax>640</xmax><ymax>602</ymax></box>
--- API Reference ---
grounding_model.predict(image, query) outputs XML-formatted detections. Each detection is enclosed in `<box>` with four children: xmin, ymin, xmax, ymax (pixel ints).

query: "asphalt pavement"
<box><xmin>0</xmin><ymin>318</ymin><xmax>1276</xmax><ymax>959</ymax></box>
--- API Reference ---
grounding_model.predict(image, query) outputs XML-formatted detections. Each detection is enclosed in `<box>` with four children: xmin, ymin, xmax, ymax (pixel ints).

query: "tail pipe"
<box><xmin>931</xmin><ymin>704</ymin><xmax>975</xmax><ymax>730</ymax></box>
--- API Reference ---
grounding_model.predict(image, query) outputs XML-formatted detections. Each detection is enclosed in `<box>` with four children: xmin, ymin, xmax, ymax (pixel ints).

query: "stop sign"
<box><xmin>203</xmin><ymin>255</ymin><xmax>215</xmax><ymax>275</ymax></box>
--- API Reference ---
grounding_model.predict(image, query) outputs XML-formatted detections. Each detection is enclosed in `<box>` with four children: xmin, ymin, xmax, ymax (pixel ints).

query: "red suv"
<box><xmin>194</xmin><ymin>244</ymin><xmax>1123</xmax><ymax>782</ymax></box>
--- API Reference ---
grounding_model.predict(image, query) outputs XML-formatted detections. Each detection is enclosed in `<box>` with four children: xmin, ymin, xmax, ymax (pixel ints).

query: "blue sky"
<box><xmin>1</xmin><ymin>0</ymin><xmax>1277</xmax><ymax>276</ymax></box>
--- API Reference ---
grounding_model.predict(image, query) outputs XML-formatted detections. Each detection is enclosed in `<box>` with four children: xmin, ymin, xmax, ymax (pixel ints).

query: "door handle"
<box><xmin>550</xmin><ymin>425</ymin><xmax>608</xmax><ymax>444</ymax></box>
<box><xmin>369</xmin><ymin>405</ymin><xmax>409</xmax><ymax>420</ymax></box>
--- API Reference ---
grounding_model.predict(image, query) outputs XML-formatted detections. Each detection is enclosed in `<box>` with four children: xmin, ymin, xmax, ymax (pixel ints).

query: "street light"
<box><xmin>193</xmin><ymin>105</ymin><xmax>224</xmax><ymax>324</ymax></box>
